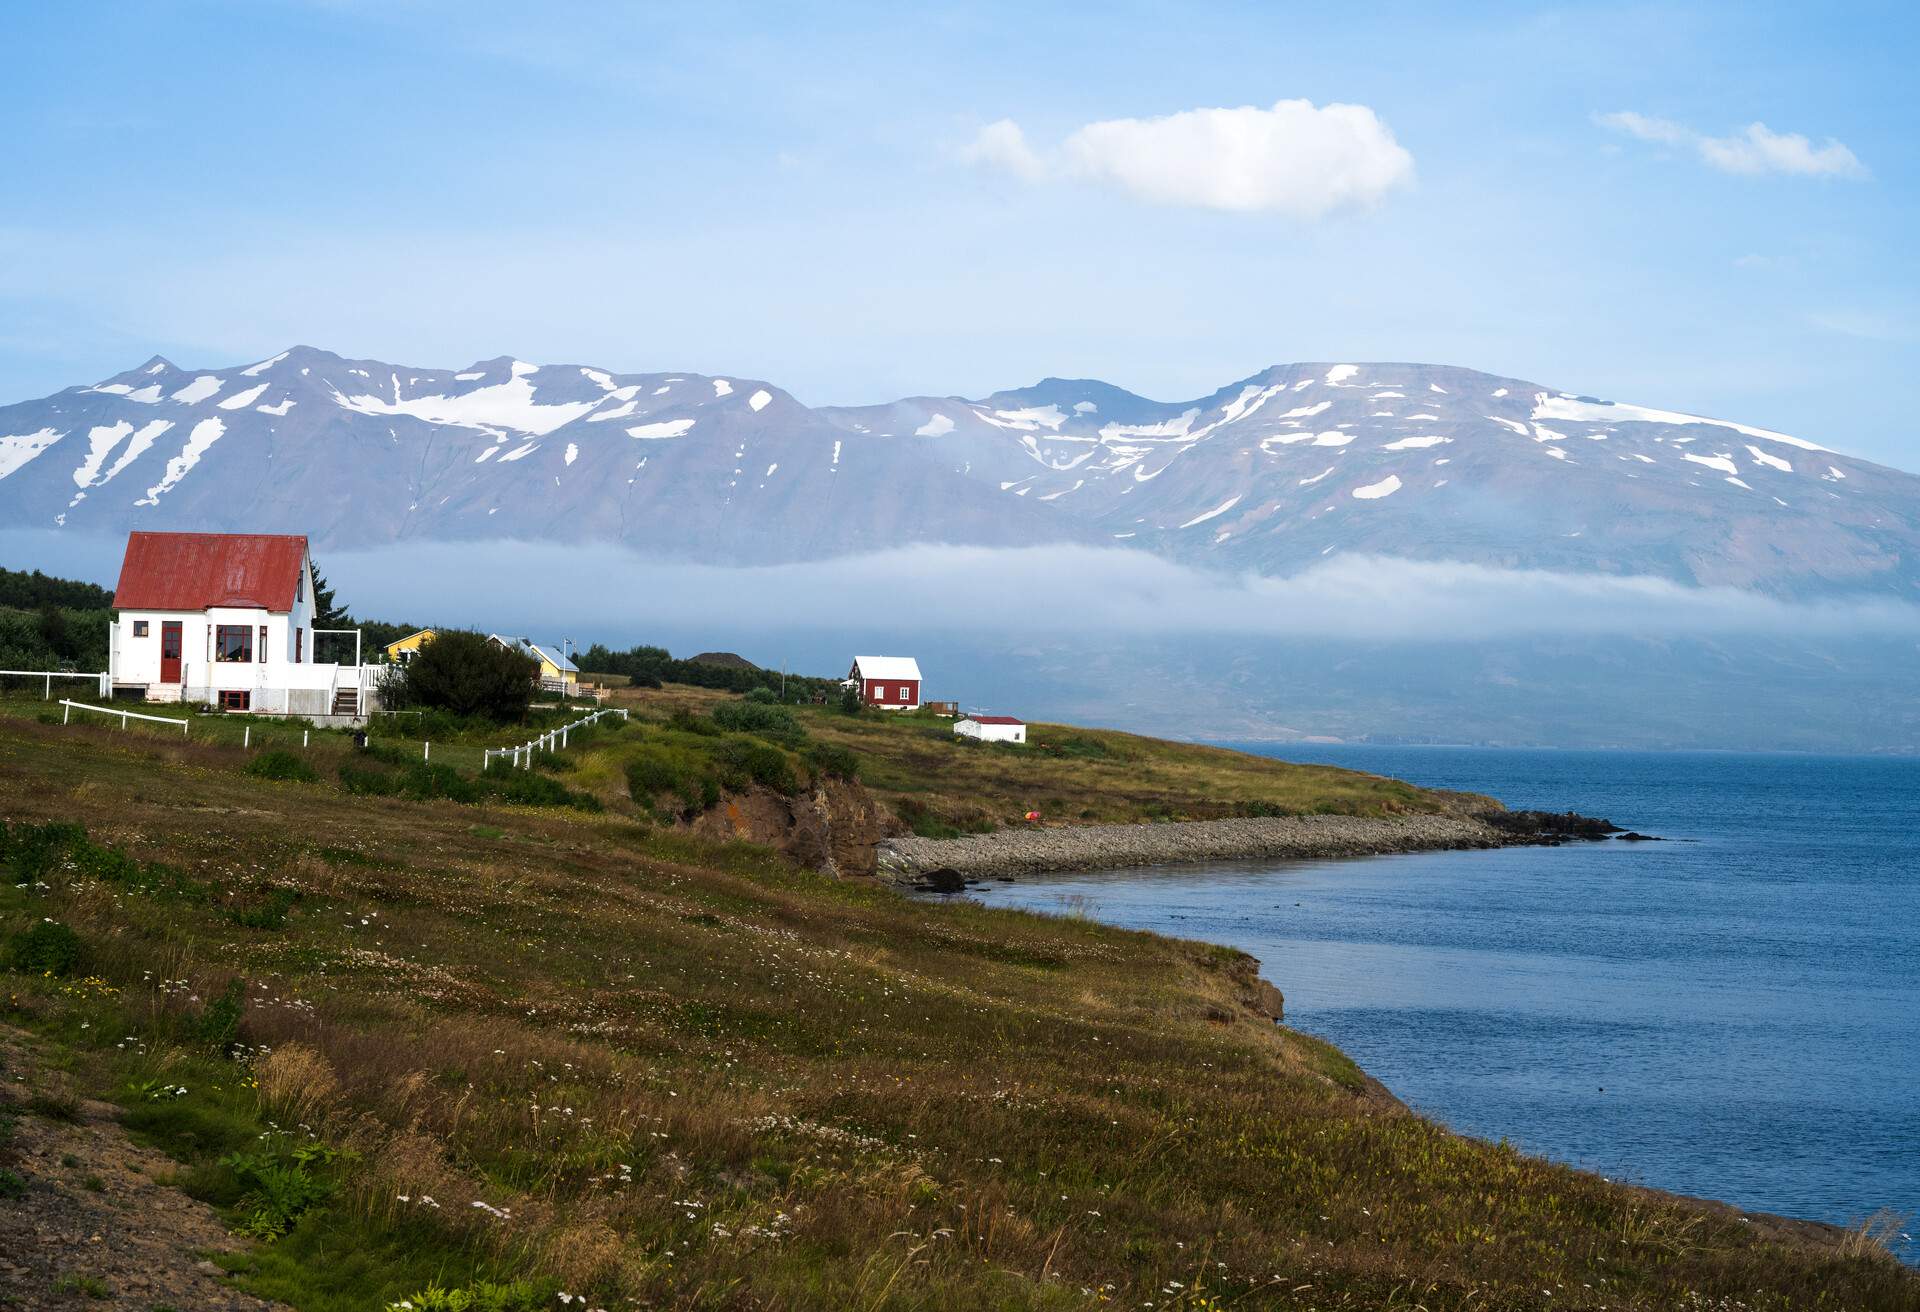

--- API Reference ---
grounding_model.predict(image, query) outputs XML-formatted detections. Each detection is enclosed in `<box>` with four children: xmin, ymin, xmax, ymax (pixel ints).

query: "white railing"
<box><xmin>483</xmin><ymin>707</ymin><xmax>628</xmax><ymax>770</ymax></box>
<box><xmin>60</xmin><ymin>699</ymin><xmax>189</xmax><ymax>734</ymax></box>
<box><xmin>2</xmin><ymin>669</ymin><xmax>110</xmax><ymax>699</ymax></box>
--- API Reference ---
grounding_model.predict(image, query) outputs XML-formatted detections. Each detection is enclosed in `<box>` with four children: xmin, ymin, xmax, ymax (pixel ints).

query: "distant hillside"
<box><xmin>2</xmin><ymin>348</ymin><xmax>1916</xmax><ymax>599</ymax></box>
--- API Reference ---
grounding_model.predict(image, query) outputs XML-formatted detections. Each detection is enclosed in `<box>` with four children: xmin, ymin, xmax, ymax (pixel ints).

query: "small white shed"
<box><xmin>954</xmin><ymin>714</ymin><xmax>1026</xmax><ymax>745</ymax></box>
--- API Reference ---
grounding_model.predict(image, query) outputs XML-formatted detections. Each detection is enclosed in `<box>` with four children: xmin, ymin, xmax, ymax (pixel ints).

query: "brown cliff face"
<box><xmin>684</xmin><ymin>777</ymin><xmax>887</xmax><ymax>876</ymax></box>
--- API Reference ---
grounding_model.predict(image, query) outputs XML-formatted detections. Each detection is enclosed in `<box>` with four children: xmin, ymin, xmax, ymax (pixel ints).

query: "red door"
<box><xmin>160</xmin><ymin>621</ymin><xmax>182</xmax><ymax>683</ymax></box>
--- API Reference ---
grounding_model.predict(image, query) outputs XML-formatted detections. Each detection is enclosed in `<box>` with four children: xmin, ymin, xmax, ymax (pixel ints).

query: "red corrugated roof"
<box><xmin>112</xmin><ymin>531</ymin><xmax>309</xmax><ymax>612</ymax></box>
<box><xmin>968</xmin><ymin>715</ymin><xmax>1025</xmax><ymax>725</ymax></box>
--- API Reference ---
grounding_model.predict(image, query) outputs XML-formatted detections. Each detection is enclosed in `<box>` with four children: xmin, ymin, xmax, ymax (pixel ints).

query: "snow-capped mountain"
<box><xmin>3</xmin><ymin>348</ymin><xmax>1915</xmax><ymax>599</ymax></box>
<box><xmin>821</xmin><ymin>362</ymin><xmax>1920</xmax><ymax>597</ymax></box>
<box><xmin>0</xmin><ymin>346</ymin><xmax>1081</xmax><ymax>561</ymax></box>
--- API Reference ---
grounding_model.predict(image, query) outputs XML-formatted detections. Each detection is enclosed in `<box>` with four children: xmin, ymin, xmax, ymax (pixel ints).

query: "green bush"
<box><xmin>804</xmin><ymin>742</ymin><xmax>860</xmax><ymax>781</ymax></box>
<box><xmin>716</xmin><ymin>739</ymin><xmax>800</xmax><ymax>795</ymax></box>
<box><xmin>625</xmin><ymin>746</ymin><xmax>718</xmax><ymax>815</ymax></box>
<box><xmin>246</xmin><ymin>750</ymin><xmax>318</xmax><ymax>784</ymax></box>
<box><xmin>668</xmin><ymin>707</ymin><xmax>720</xmax><ymax>737</ymax></box>
<box><xmin>338</xmin><ymin>762</ymin><xmax>399</xmax><ymax>796</ymax></box>
<box><xmin>389</xmin><ymin>630</ymin><xmax>537</xmax><ymax>722</ymax></box>
<box><xmin>712</xmin><ymin>700</ymin><xmax>805</xmax><ymax>744</ymax></box>
<box><xmin>221</xmin><ymin>1142</ymin><xmax>338</xmax><ymax>1239</ymax></box>
<box><xmin>384</xmin><ymin>1279</ymin><xmax>547</xmax><ymax>1312</ymax></box>
<box><xmin>8</xmin><ymin>919</ymin><xmax>86</xmax><ymax>976</ymax></box>
<box><xmin>838</xmin><ymin>686</ymin><xmax>863</xmax><ymax>715</ymax></box>
<box><xmin>490</xmin><ymin>770</ymin><xmax>602</xmax><ymax>812</ymax></box>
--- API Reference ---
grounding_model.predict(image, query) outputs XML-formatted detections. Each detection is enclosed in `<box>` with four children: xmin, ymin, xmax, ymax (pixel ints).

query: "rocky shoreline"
<box><xmin>879</xmin><ymin>809</ymin><xmax>1621</xmax><ymax>887</ymax></box>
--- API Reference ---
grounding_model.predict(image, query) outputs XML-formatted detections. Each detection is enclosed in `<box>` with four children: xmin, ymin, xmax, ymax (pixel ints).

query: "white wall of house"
<box><xmin>110</xmin><ymin>557</ymin><xmax>371</xmax><ymax>714</ymax></box>
<box><xmin>954</xmin><ymin>718</ymin><xmax>1026</xmax><ymax>744</ymax></box>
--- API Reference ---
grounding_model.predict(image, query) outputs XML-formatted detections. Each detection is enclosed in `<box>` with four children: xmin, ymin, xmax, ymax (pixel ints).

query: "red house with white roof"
<box><xmin>110</xmin><ymin>531</ymin><xmax>371</xmax><ymax>718</ymax></box>
<box><xmin>847</xmin><ymin>656</ymin><xmax>921</xmax><ymax>710</ymax></box>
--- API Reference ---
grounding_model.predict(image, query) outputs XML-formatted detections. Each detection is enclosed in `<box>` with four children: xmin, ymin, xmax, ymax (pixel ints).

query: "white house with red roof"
<box><xmin>847</xmin><ymin>655</ymin><xmax>922</xmax><ymax>710</ymax></box>
<box><xmin>954</xmin><ymin>714</ymin><xmax>1026</xmax><ymax>745</ymax></box>
<box><xmin>110</xmin><ymin>531</ymin><xmax>373</xmax><ymax>718</ymax></box>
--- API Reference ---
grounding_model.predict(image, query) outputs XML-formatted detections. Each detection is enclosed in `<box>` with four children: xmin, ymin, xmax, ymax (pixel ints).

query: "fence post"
<box><xmin>244</xmin><ymin>725</ymin><xmax>251</xmax><ymax>749</ymax></box>
<box><xmin>303</xmin><ymin>729</ymin><xmax>309</xmax><ymax>748</ymax></box>
<box><xmin>424</xmin><ymin>741</ymin><xmax>430</xmax><ymax>762</ymax></box>
<box><xmin>44</xmin><ymin>673</ymin><xmax>51</xmax><ymax>700</ymax></box>
<box><xmin>63</xmin><ymin>701</ymin><xmax>71</xmax><ymax>725</ymax></box>
<box><xmin>121</xmin><ymin>710</ymin><xmax>128</xmax><ymax>729</ymax></box>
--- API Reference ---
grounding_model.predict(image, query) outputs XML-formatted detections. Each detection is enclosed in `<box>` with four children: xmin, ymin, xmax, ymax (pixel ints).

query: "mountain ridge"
<box><xmin>3</xmin><ymin>348</ymin><xmax>1916</xmax><ymax>599</ymax></box>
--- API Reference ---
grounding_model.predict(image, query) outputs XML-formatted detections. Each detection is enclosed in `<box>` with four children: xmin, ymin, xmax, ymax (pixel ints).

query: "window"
<box><xmin>295</xmin><ymin>628</ymin><xmax>304</xmax><ymax>663</ymax></box>
<box><xmin>215</xmin><ymin>624</ymin><xmax>254</xmax><ymax>662</ymax></box>
<box><xmin>297</xmin><ymin>568</ymin><xmax>305</xmax><ymax>603</ymax></box>
<box><xmin>132</xmin><ymin>620</ymin><xmax>149</xmax><ymax>637</ymax></box>
<box><xmin>218</xmin><ymin>689</ymin><xmax>251</xmax><ymax>712</ymax></box>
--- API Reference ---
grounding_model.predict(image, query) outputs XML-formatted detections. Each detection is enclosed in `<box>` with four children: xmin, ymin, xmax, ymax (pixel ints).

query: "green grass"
<box><xmin>0</xmin><ymin>712</ymin><xmax>1913</xmax><ymax>1310</ymax></box>
<box><xmin>610</xmin><ymin>683</ymin><xmax>1491</xmax><ymax>836</ymax></box>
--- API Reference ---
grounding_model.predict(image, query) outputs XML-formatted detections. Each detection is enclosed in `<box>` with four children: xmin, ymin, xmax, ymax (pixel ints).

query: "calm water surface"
<box><xmin>975</xmin><ymin>748</ymin><xmax>1919</xmax><ymax>1248</ymax></box>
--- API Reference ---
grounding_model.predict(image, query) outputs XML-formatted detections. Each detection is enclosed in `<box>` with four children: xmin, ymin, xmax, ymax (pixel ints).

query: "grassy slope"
<box><xmin>1</xmin><ymin>711</ymin><xmax>1913</xmax><ymax>1311</ymax></box>
<box><xmin>608</xmin><ymin>684</ymin><xmax>1487</xmax><ymax>835</ymax></box>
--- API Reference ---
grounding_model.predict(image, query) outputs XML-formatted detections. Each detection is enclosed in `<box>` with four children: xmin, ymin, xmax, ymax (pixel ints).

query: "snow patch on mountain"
<box><xmin>0</xmin><ymin>428</ymin><xmax>64</xmax><ymax>479</ymax></box>
<box><xmin>1353</xmin><ymin>474</ymin><xmax>1402</xmax><ymax>500</ymax></box>
<box><xmin>1179</xmin><ymin>495</ymin><xmax>1241</xmax><ymax>528</ymax></box>
<box><xmin>628</xmin><ymin>419</ymin><xmax>696</xmax><ymax>439</ymax></box>
<box><xmin>73</xmin><ymin>422</ymin><xmax>133</xmax><ymax>488</ymax></box>
<box><xmin>137</xmin><ymin>418</ymin><xmax>224</xmax><ymax>505</ymax></box>
<box><xmin>1533</xmin><ymin>394</ymin><xmax>1825</xmax><ymax>451</ymax></box>
<box><xmin>171</xmin><ymin>376</ymin><xmax>223</xmax><ymax>405</ymax></box>
<box><xmin>1683</xmin><ymin>452</ymin><xmax>1740</xmax><ymax>476</ymax></box>
<box><xmin>336</xmin><ymin>371</ymin><xmax>599</xmax><ymax>436</ymax></box>
<box><xmin>218</xmin><ymin>383</ymin><xmax>270</xmax><ymax>410</ymax></box>
<box><xmin>1102</xmin><ymin>410</ymin><xmax>1200</xmax><ymax>440</ymax></box>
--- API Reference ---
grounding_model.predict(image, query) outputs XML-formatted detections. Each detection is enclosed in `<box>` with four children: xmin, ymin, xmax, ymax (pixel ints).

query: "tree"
<box><xmin>393</xmin><ymin>630</ymin><xmax>537</xmax><ymax>721</ymax></box>
<box><xmin>308</xmin><ymin>558</ymin><xmax>349</xmax><ymax>626</ymax></box>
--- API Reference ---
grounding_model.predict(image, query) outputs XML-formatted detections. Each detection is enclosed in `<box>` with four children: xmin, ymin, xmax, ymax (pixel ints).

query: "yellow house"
<box><xmin>487</xmin><ymin>634</ymin><xmax>579</xmax><ymax>693</ymax></box>
<box><xmin>384</xmin><ymin>628</ymin><xmax>438</xmax><ymax>664</ymax></box>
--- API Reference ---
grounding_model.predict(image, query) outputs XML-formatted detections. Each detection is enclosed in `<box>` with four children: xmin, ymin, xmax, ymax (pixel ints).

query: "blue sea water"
<box><xmin>973</xmin><ymin>747</ymin><xmax>1919</xmax><ymax>1250</ymax></box>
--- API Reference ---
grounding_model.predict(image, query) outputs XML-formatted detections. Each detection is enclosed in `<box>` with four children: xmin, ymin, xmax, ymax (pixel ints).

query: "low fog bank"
<box><xmin>6</xmin><ymin>532</ymin><xmax>1914</xmax><ymax>750</ymax></box>
<box><xmin>10</xmin><ymin>533</ymin><xmax>1918</xmax><ymax>642</ymax></box>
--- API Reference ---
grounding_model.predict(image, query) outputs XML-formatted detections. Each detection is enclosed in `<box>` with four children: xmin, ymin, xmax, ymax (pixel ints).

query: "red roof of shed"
<box><xmin>113</xmin><ymin>532</ymin><xmax>309</xmax><ymax>613</ymax></box>
<box><xmin>968</xmin><ymin>715</ymin><xmax>1025</xmax><ymax>725</ymax></box>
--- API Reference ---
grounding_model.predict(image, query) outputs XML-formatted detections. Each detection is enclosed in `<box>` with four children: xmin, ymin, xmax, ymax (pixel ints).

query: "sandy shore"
<box><xmin>878</xmin><ymin>812</ymin><xmax>1516</xmax><ymax>882</ymax></box>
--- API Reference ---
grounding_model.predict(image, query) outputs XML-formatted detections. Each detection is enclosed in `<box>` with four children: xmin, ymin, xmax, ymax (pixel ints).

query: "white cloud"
<box><xmin>962</xmin><ymin>98</ymin><xmax>1414</xmax><ymax>218</ymax></box>
<box><xmin>959</xmin><ymin>118</ymin><xmax>1045</xmax><ymax>182</ymax></box>
<box><xmin>1597</xmin><ymin>111</ymin><xmax>1867</xmax><ymax>179</ymax></box>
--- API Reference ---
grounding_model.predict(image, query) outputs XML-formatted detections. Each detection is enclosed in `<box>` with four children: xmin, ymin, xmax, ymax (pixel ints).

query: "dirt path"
<box><xmin>0</xmin><ymin>1028</ymin><xmax>289</xmax><ymax>1312</ymax></box>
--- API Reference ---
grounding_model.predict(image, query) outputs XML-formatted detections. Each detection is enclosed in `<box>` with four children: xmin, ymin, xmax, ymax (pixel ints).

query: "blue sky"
<box><xmin>3</xmin><ymin>1</ymin><xmax>1915</xmax><ymax>465</ymax></box>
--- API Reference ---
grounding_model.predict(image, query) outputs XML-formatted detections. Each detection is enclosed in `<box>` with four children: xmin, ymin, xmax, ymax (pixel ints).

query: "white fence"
<box><xmin>483</xmin><ymin>707</ymin><xmax>628</xmax><ymax>770</ymax></box>
<box><xmin>60</xmin><ymin>699</ymin><xmax>189</xmax><ymax>734</ymax></box>
<box><xmin>1</xmin><ymin>669</ymin><xmax>109</xmax><ymax>699</ymax></box>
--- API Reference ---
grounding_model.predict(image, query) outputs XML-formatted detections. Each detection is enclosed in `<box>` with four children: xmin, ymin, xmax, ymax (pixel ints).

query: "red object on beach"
<box><xmin>1024</xmin><ymin>810</ymin><xmax>1041</xmax><ymax>822</ymax></box>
